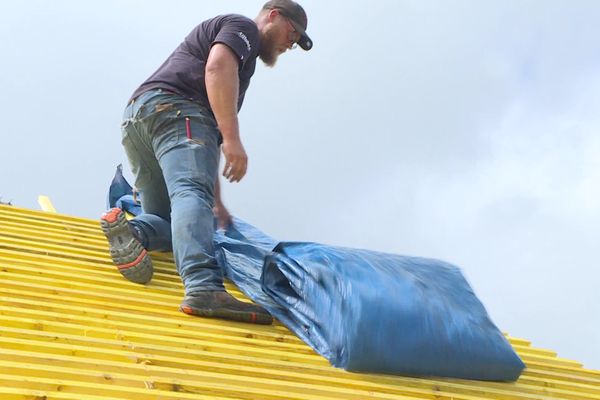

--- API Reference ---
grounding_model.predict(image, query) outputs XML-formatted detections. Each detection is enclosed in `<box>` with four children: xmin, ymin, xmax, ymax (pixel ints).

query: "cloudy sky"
<box><xmin>1</xmin><ymin>1</ymin><xmax>599</xmax><ymax>369</ymax></box>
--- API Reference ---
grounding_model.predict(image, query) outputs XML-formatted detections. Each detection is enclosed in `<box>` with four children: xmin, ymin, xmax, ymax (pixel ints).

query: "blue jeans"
<box><xmin>121</xmin><ymin>89</ymin><xmax>225</xmax><ymax>293</ymax></box>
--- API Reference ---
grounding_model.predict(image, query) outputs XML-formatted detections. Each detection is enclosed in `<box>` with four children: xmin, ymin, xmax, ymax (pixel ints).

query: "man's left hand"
<box><xmin>213</xmin><ymin>204</ymin><xmax>233</xmax><ymax>230</ymax></box>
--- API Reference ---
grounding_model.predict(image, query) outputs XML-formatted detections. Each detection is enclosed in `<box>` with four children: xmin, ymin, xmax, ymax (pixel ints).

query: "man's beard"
<box><xmin>259</xmin><ymin>27</ymin><xmax>279</xmax><ymax>67</ymax></box>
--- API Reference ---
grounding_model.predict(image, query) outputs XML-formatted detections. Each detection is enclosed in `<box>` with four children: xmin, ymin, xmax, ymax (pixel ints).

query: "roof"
<box><xmin>1</xmin><ymin>203</ymin><xmax>599</xmax><ymax>399</ymax></box>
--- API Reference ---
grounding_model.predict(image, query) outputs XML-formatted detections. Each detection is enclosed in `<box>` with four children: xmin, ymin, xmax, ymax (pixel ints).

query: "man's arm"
<box><xmin>205</xmin><ymin>43</ymin><xmax>247</xmax><ymax>183</ymax></box>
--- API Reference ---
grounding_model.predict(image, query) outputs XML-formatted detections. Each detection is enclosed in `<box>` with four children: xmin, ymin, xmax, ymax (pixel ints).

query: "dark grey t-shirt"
<box><xmin>131</xmin><ymin>14</ymin><xmax>260</xmax><ymax>112</ymax></box>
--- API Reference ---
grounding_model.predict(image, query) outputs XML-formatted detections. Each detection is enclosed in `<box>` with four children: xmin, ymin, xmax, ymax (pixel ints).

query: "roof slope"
<box><xmin>0</xmin><ymin>204</ymin><xmax>599</xmax><ymax>400</ymax></box>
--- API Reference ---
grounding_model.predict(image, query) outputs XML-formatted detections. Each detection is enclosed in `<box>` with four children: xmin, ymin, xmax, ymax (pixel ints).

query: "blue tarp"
<box><xmin>215</xmin><ymin>219</ymin><xmax>525</xmax><ymax>381</ymax></box>
<box><xmin>107</xmin><ymin>164</ymin><xmax>142</xmax><ymax>216</ymax></box>
<box><xmin>108</xmin><ymin>168</ymin><xmax>525</xmax><ymax>381</ymax></box>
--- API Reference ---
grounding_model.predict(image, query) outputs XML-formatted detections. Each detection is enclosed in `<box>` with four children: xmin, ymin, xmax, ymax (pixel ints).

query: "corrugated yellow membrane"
<box><xmin>1</xmin><ymin>204</ymin><xmax>599</xmax><ymax>399</ymax></box>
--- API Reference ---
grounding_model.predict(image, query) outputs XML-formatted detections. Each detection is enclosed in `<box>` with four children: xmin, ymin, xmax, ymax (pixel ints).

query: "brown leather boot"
<box><xmin>180</xmin><ymin>290</ymin><xmax>273</xmax><ymax>325</ymax></box>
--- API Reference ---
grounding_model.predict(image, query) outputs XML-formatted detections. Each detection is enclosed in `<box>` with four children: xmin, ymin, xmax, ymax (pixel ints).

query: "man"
<box><xmin>101</xmin><ymin>0</ymin><xmax>312</xmax><ymax>325</ymax></box>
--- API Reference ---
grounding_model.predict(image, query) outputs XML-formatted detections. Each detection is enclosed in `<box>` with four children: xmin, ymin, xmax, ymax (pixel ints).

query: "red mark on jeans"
<box><xmin>185</xmin><ymin>117</ymin><xmax>192</xmax><ymax>139</ymax></box>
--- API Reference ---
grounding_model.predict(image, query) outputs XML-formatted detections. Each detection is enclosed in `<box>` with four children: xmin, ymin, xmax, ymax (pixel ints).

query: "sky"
<box><xmin>1</xmin><ymin>0</ymin><xmax>599</xmax><ymax>370</ymax></box>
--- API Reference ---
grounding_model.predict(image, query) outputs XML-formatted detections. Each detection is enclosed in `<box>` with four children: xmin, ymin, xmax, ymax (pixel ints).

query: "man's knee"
<box><xmin>170</xmin><ymin>180</ymin><xmax>215</xmax><ymax>209</ymax></box>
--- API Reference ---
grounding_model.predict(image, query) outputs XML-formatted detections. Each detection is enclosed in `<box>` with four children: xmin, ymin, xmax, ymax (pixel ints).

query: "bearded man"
<box><xmin>101</xmin><ymin>0</ymin><xmax>312</xmax><ymax>324</ymax></box>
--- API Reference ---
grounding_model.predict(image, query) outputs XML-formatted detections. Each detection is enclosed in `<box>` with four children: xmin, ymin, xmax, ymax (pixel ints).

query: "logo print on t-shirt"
<box><xmin>237</xmin><ymin>31</ymin><xmax>252</xmax><ymax>52</ymax></box>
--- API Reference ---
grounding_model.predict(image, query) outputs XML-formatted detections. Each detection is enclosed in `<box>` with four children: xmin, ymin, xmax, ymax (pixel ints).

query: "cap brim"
<box><xmin>298</xmin><ymin>32</ymin><xmax>313</xmax><ymax>51</ymax></box>
<box><xmin>288</xmin><ymin>19</ymin><xmax>313</xmax><ymax>51</ymax></box>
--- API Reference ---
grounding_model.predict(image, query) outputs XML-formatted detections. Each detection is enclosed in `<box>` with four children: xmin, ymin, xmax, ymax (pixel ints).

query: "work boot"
<box><xmin>180</xmin><ymin>291</ymin><xmax>273</xmax><ymax>325</ymax></box>
<box><xmin>100</xmin><ymin>207</ymin><xmax>153</xmax><ymax>284</ymax></box>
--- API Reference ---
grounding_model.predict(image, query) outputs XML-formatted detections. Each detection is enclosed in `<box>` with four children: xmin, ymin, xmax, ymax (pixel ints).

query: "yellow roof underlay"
<box><xmin>0</xmin><ymin>204</ymin><xmax>599</xmax><ymax>400</ymax></box>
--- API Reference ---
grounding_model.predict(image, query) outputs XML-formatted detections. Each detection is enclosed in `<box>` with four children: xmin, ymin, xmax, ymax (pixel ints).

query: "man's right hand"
<box><xmin>222</xmin><ymin>138</ymin><xmax>248</xmax><ymax>182</ymax></box>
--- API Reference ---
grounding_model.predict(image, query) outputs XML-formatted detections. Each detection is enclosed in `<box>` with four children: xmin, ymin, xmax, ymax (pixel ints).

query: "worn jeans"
<box><xmin>121</xmin><ymin>89</ymin><xmax>225</xmax><ymax>293</ymax></box>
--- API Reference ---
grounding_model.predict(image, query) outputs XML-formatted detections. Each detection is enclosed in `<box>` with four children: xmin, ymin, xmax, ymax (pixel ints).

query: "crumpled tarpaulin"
<box><xmin>108</xmin><ymin>166</ymin><xmax>525</xmax><ymax>381</ymax></box>
<box><xmin>215</xmin><ymin>219</ymin><xmax>525</xmax><ymax>381</ymax></box>
<box><xmin>107</xmin><ymin>164</ymin><xmax>142</xmax><ymax>216</ymax></box>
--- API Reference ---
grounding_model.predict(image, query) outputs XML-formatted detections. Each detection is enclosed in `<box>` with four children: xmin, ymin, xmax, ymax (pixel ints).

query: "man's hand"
<box><xmin>222</xmin><ymin>138</ymin><xmax>248</xmax><ymax>182</ymax></box>
<box><xmin>213</xmin><ymin>203</ymin><xmax>233</xmax><ymax>230</ymax></box>
<box><xmin>213</xmin><ymin>175</ymin><xmax>232</xmax><ymax>230</ymax></box>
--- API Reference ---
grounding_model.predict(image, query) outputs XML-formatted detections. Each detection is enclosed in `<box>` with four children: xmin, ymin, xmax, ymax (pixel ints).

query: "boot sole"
<box><xmin>100</xmin><ymin>208</ymin><xmax>153</xmax><ymax>284</ymax></box>
<box><xmin>180</xmin><ymin>304</ymin><xmax>273</xmax><ymax>325</ymax></box>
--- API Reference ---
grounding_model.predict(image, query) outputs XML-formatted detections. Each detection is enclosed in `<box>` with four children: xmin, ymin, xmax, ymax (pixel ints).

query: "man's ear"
<box><xmin>267</xmin><ymin>9</ymin><xmax>280</xmax><ymax>22</ymax></box>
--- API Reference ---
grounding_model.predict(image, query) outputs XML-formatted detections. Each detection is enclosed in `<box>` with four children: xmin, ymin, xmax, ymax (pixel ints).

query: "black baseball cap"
<box><xmin>263</xmin><ymin>0</ymin><xmax>313</xmax><ymax>50</ymax></box>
